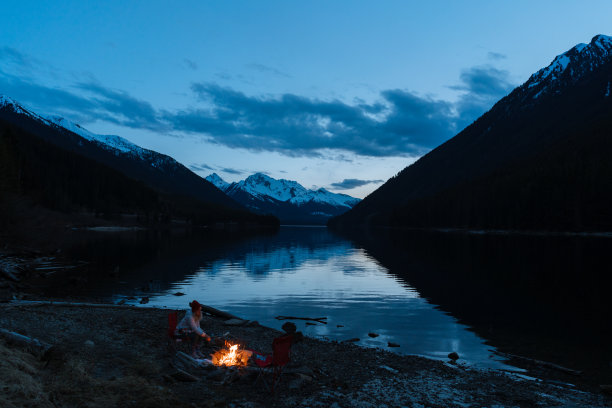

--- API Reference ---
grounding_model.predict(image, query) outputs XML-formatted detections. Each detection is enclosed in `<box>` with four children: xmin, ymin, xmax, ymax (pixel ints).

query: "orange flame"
<box><xmin>211</xmin><ymin>341</ymin><xmax>252</xmax><ymax>367</ymax></box>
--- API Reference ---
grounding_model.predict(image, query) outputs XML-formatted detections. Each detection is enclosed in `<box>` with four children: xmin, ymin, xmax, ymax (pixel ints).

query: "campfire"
<box><xmin>210</xmin><ymin>341</ymin><xmax>252</xmax><ymax>367</ymax></box>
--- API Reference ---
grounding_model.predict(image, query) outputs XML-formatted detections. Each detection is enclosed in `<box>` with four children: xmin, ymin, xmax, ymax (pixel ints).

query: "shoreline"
<box><xmin>1</xmin><ymin>298</ymin><xmax>611</xmax><ymax>407</ymax></box>
<box><xmin>2</xmin><ymin>245</ymin><xmax>612</xmax><ymax>406</ymax></box>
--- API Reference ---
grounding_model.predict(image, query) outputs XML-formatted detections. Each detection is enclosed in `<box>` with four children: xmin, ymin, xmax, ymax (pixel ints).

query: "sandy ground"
<box><xmin>0</xmin><ymin>301</ymin><xmax>610</xmax><ymax>408</ymax></box>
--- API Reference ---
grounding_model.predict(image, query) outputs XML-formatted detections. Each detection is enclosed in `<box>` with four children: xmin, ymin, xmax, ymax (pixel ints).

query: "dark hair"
<box><xmin>189</xmin><ymin>300</ymin><xmax>202</xmax><ymax>312</ymax></box>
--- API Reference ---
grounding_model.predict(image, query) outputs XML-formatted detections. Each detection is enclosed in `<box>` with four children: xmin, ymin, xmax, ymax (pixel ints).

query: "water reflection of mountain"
<box><xmin>51</xmin><ymin>227</ymin><xmax>349</xmax><ymax>297</ymax></box>
<box><xmin>201</xmin><ymin>228</ymin><xmax>351</xmax><ymax>278</ymax></box>
<box><xmin>339</xmin><ymin>229</ymin><xmax>612</xmax><ymax>385</ymax></box>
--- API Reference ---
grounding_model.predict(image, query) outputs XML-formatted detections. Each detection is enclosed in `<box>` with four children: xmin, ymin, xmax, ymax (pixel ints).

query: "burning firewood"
<box><xmin>210</xmin><ymin>341</ymin><xmax>253</xmax><ymax>367</ymax></box>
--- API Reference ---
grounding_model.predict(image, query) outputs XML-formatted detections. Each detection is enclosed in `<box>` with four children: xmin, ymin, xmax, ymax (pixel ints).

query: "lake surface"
<box><xmin>45</xmin><ymin>226</ymin><xmax>612</xmax><ymax>378</ymax></box>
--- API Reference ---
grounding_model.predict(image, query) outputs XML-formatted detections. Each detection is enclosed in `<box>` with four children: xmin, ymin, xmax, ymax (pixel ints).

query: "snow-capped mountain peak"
<box><xmin>1</xmin><ymin>96</ymin><xmax>183</xmax><ymax>172</ymax></box>
<box><xmin>524</xmin><ymin>34</ymin><xmax>612</xmax><ymax>97</ymax></box>
<box><xmin>205</xmin><ymin>173</ymin><xmax>230</xmax><ymax>190</ymax></box>
<box><xmin>1</xmin><ymin>95</ymin><xmax>48</xmax><ymax>120</ymax></box>
<box><xmin>238</xmin><ymin>173</ymin><xmax>309</xmax><ymax>202</ymax></box>
<box><xmin>207</xmin><ymin>172</ymin><xmax>361</xmax><ymax>220</ymax></box>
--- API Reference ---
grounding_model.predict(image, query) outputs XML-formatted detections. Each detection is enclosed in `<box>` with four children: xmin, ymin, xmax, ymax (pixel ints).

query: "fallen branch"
<box><xmin>495</xmin><ymin>351</ymin><xmax>582</xmax><ymax>376</ymax></box>
<box><xmin>275</xmin><ymin>316</ymin><xmax>327</xmax><ymax>324</ymax></box>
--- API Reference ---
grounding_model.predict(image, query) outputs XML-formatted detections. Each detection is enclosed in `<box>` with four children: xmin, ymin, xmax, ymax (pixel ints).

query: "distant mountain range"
<box><xmin>0</xmin><ymin>96</ymin><xmax>278</xmax><ymax>230</ymax></box>
<box><xmin>206</xmin><ymin>172</ymin><xmax>360</xmax><ymax>225</ymax></box>
<box><xmin>331</xmin><ymin>34</ymin><xmax>612</xmax><ymax>232</ymax></box>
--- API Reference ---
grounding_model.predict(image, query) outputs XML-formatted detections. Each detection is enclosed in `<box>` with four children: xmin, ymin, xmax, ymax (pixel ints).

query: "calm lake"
<box><xmin>43</xmin><ymin>226</ymin><xmax>612</xmax><ymax>379</ymax></box>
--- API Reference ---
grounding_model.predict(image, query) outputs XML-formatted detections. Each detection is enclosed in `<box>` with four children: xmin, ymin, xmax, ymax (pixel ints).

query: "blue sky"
<box><xmin>1</xmin><ymin>1</ymin><xmax>611</xmax><ymax>198</ymax></box>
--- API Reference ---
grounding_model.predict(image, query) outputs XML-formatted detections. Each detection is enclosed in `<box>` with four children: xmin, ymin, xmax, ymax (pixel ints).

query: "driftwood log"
<box><xmin>4</xmin><ymin>300</ymin><xmax>242</xmax><ymax>321</ymax></box>
<box><xmin>201</xmin><ymin>305</ymin><xmax>241</xmax><ymax>320</ymax></box>
<box><xmin>0</xmin><ymin>328</ymin><xmax>53</xmax><ymax>357</ymax></box>
<box><xmin>496</xmin><ymin>351</ymin><xmax>582</xmax><ymax>376</ymax></box>
<box><xmin>4</xmin><ymin>300</ymin><xmax>138</xmax><ymax>309</ymax></box>
<box><xmin>276</xmin><ymin>316</ymin><xmax>327</xmax><ymax>324</ymax></box>
<box><xmin>0</xmin><ymin>262</ymin><xmax>20</xmax><ymax>282</ymax></box>
<box><xmin>170</xmin><ymin>365</ymin><xmax>200</xmax><ymax>382</ymax></box>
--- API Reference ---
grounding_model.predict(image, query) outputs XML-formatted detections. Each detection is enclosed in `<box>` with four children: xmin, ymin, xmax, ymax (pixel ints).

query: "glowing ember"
<box><xmin>211</xmin><ymin>341</ymin><xmax>252</xmax><ymax>367</ymax></box>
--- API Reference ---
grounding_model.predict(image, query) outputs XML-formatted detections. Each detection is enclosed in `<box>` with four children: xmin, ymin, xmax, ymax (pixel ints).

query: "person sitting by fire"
<box><xmin>176</xmin><ymin>300</ymin><xmax>212</xmax><ymax>358</ymax></box>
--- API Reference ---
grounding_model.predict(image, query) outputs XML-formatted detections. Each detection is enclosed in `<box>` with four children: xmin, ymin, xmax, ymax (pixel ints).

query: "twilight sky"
<box><xmin>1</xmin><ymin>1</ymin><xmax>611</xmax><ymax>198</ymax></box>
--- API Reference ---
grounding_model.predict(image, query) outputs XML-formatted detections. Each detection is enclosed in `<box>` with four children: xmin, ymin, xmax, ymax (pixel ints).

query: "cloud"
<box><xmin>183</xmin><ymin>58</ymin><xmax>198</xmax><ymax>70</ymax></box>
<box><xmin>449</xmin><ymin>65</ymin><xmax>515</xmax><ymax>130</ymax></box>
<box><xmin>76</xmin><ymin>81</ymin><xmax>165</xmax><ymax>131</ymax></box>
<box><xmin>0</xmin><ymin>68</ymin><xmax>165</xmax><ymax>131</ymax></box>
<box><xmin>329</xmin><ymin>178</ymin><xmax>384</xmax><ymax>190</ymax></box>
<box><xmin>246</xmin><ymin>63</ymin><xmax>291</xmax><ymax>78</ymax></box>
<box><xmin>165</xmin><ymin>83</ymin><xmax>460</xmax><ymax>157</ymax></box>
<box><xmin>1</xmin><ymin>47</ymin><xmax>516</xmax><ymax>159</ymax></box>
<box><xmin>158</xmin><ymin>67</ymin><xmax>513</xmax><ymax>157</ymax></box>
<box><xmin>220</xmin><ymin>167</ymin><xmax>245</xmax><ymax>175</ymax></box>
<box><xmin>0</xmin><ymin>46</ymin><xmax>35</xmax><ymax>68</ymax></box>
<box><xmin>487</xmin><ymin>51</ymin><xmax>507</xmax><ymax>61</ymax></box>
<box><xmin>451</xmin><ymin>66</ymin><xmax>513</xmax><ymax>98</ymax></box>
<box><xmin>189</xmin><ymin>163</ymin><xmax>215</xmax><ymax>172</ymax></box>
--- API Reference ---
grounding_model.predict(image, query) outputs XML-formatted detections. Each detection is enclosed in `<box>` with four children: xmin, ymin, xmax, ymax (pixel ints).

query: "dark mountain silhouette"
<box><xmin>330</xmin><ymin>35</ymin><xmax>612</xmax><ymax>232</ymax></box>
<box><xmin>0</xmin><ymin>97</ymin><xmax>239</xmax><ymax>209</ymax></box>
<box><xmin>0</xmin><ymin>97</ymin><xmax>279</xmax><ymax>234</ymax></box>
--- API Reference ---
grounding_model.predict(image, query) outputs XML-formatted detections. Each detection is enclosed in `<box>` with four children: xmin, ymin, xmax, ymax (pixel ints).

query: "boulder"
<box><xmin>448</xmin><ymin>352</ymin><xmax>460</xmax><ymax>361</ymax></box>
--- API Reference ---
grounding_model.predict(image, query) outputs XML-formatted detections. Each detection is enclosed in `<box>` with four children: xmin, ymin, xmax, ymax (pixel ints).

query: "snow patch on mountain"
<box><xmin>1</xmin><ymin>96</ymin><xmax>183</xmax><ymax>172</ymax></box>
<box><xmin>46</xmin><ymin>116</ymin><xmax>143</xmax><ymax>154</ymax></box>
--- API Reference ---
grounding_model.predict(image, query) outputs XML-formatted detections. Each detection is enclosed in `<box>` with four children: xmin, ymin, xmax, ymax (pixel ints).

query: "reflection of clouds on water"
<box><xmin>146</xmin><ymin>228</ymin><xmax>509</xmax><ymax>370</ymax></box>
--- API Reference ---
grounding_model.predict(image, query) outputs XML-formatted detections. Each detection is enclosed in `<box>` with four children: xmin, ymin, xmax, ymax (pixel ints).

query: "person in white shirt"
<box><xmin>176</xmin><ymin>300</ymin><xmax>211</xmax><ymax>357</ymax></box>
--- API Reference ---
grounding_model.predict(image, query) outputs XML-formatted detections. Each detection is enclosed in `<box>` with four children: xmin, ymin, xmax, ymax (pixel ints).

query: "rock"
<box><xmin>84</xmin><ymin>340</ymin><xmax>95</xmax><ymax>347</ymax></box>
<box><xmin>282</xmin><ymin>321</ymin><xmax>297</xmax><ymax>334</ymax></box>
<box><xmin>223</xmin><ymin>318</ymin><xmax>247</xmax><ymax>326</ymax></box>
<box><xmin>368</xmin><ymin>332</ymin><xmax>379</xmax><ymax>338</ymax></box>
<box><xmin>601</xmin><ymin>385</ymin><xmax>612</xmax><ymax>395</ymax></box>
<box><xmin>117</xmin><ymin>299</ymin><xmax>126</xmax><ymax>305</ymax></box>
<box><xmin>448</xmin><ymin>352</ymin><xmax>459</xmax><ymax>361</ymax></box>
<box><xmin>388</xmin><ymin>342</ymin><xmax>400</xmax><ymax>348</ymax></box>
<box><xmin>289</xmin><ymin>374</ymin><xmax>313</xmax><ymax>389</ymax></box>
<box><xmin>173</xmin><ymin>292</ymin><xmax>185</xmax><ymax>296</ymax></box>
<box><xmin>342</xmin><ymin>338</ymin><xmax>360</xmax><ymax>343</ymax></box>
<box><xmin>171</xmin><ymin>368</ymin><xmax>200</xmax><ymax>382</ymax></box>
<box><xmin>139</xmin><ymin>297</ymin><xmax>149</xmax><ymax>304</ymax></box>
<box><xmin>336</xmin><ymin>325</ymin><xmax>344</xmax><ymax>328</ymax></box>
<box><xmin>206</xmin><ymin>368</ymin><xmax>226</xmax><ymax>381</ymax></box>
